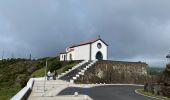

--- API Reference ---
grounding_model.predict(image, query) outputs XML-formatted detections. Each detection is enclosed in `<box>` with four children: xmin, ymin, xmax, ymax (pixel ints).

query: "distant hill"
<box><xmin>149</xmin><ymin>67</ymin><xmax>165</xmax><ymax>75</ymax></box>
<box><xmin>0</xmin><ymin>57</ymin><xmax>80</xmax><ymax>100</ymax></box>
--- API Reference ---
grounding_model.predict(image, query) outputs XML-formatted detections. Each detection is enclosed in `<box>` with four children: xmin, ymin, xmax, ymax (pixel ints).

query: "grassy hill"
<box><xmin>0</xmin><ymin>57</ymin><xmax>80</xmax><ymax>100</ymax></box>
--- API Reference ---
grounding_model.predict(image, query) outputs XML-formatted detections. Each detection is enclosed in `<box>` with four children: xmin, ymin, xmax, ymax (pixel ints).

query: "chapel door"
<box><xmin>96</xmin><ymin>51</ymin><xmax>103</xmax><ymax>60</ymax></box>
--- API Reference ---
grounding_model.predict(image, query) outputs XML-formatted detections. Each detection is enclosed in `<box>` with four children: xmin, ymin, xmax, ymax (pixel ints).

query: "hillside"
<box><xmin>149</xmin><ymin>67</ymin><xmax>165</xmax><ymax>75</ymax></box>
<box><xmin>0</xmin><ymin>57</ymin><xmax>80</xmax><ymax>100</ymax></box>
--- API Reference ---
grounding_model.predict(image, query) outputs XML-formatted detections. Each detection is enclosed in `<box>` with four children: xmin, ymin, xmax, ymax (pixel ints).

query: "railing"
<box><xmin>70</xmin><ymin>60</ymin><xmax>98</xmax><ymax>83</ymax></box>
<box><xmin>10</xmin><ymin>77</ymin><xmax>44</xmax><ymax>100</ymax></box>
<box><xmin>58</xmin><ymin>60</ymin><xmax>87</xmax><ymax>79</ymax></box>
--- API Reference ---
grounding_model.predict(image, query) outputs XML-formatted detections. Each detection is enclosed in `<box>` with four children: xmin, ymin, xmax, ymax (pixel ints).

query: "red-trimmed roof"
<box><xmin>69</xmin><ymin>38</ymin><xmax>108</xmax><ymax>48</ymax></box>
<box><xmin>69</xmin><ymin>39</ymin><xmax>97</xmax><ymax>48</ymax></box>
<box><xmin>60</xmin><ymin>52</ymin><xmax>66</xmax><ymax>54</ymax></box>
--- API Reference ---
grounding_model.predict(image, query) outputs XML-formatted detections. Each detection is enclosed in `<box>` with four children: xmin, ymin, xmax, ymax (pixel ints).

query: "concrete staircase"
<box><xmin>57</xmin><ymin>61</ymin><xmax>87</xmax><ymax>79</ymax></box>
<box><xmin>28</xmin><ymin>80</ymin><xmax>69</xmax><ymax>97</ymax></box>
<box><xmin>27</xmin><ymin>79</ymin><xmax>93</xmax><ymax>100</ymax></box>
<box><xmin>59</xmin><ymin>60</ymin><xmax>98</xmax><ymax>83</ymax></box>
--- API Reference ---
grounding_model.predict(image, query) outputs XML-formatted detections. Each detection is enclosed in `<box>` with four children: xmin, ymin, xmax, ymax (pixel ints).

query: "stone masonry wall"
<box><xmin>76</xmin><ymin>60</ymin><xmax>149</xmax><ymax>84</ymax></box>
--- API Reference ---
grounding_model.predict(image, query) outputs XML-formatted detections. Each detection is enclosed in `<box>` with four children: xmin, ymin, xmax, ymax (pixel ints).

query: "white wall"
<box><xmin>60</xmin><ymin>54</ymin><xmax>66</xmax><ymax>61</ymax></box>
<box><xmin>67</xmin><ymin>51</ymin><xmax>75</xmax><ymax>61</ymax></box>
<box><xmin>91</xmin><ymin>40</ymin><xmax>108</xmax><ymax>60</ymax></box>
<box><xmin>60</xmin><ymin>54</ymin><xmax>63</xmax><ymax>61</ymax></box>
<box><xmin>60</xmin><ymin>39</ymin><xmax>108</xmax><ymax>61</ymax></box>
<box><xmin>73</xmin><ymin>44</ymin><xmax>90</xmax><ymax>60</ymax></box>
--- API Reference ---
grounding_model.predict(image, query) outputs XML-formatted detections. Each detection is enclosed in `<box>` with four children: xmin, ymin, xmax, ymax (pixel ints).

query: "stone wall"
<box><xmin>76</xmin><ymin>60</ymin><xmax>149</xmax><ymax>84</ymax></box>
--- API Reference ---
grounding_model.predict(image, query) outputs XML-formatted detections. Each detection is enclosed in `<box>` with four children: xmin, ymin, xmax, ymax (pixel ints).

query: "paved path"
<box><xmin>28</xmin><ymin>79</ymin><xmax>157</xmax><ymax>100</ymax></box>
<box><xmin>28</xmin><ymin>95</ymin><xmax>90</xmax><ymax>100</ymax></box>
<box><xmin>28</xmin><ymin>80</ymin><xmax>71</xmax><ymax>99</ymax></box>
<box><xmin>27</xmin><ymin>80</ymin><xmax>92</xmax><ymax>100</ymax></box>
<box><xmin>58</xmin><ymin>85</ymin><xmax>157</xmax><ymax>100</ymax></box>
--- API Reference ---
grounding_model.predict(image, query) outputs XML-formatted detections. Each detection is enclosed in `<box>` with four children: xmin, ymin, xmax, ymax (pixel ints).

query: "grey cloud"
<box><xmin>0</xmin><ymin>0</ymin><xmax>170</xmax><ymax>67</ymax></box>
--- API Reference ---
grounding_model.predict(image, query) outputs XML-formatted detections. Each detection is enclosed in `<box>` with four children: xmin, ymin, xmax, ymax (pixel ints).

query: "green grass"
<box><xmin>0</xmin><ymin>86</ymin><xmax>21</xmax><ymax>100</ymax></box>
<box><xmin>62</xmin><ymin>63</ymin><xmax>77</xmax><ymax>72</ymax></box>
<box><xmin>137</xmin><ymin>88</ymin><xmax>169</xmax><ymax>100</ymax></box>
<box><xmin>0</xmin><ymin>58</ymin><xmax>44</xmax><ymax>100</ymax></box>
<box><xmin>56</xmin><ymin>63</ymin><xmax>77</xmax><ymax>75</ymax></box>
<box><xmin>0</xmin><ymin>58</ymin><xmax>80</xmax><ymax>100</ymax></box>
<box><xmin>31</xmin><ymin>62</ymin><xmax>77</xmax><ymax>78</ymax></box>
<box><xmin>31</xmin><ymin>67</ymin><xmax>45</xmax><ymax>77</ymax></box>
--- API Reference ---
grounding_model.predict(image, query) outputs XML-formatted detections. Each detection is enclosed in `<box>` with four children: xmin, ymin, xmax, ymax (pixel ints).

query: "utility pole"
<box><xmin>29</xmin><ymin>54</ymin><xmax>32</xmax><ymax>60</ymax></box>
<box><xmin>2</xmin><ymin>49</ymin><xmax>4</xmax><ymax>60</ymax></box>
<box><xmin>44</xmin><ymin>59</ymin><xmax>48</xmax><ymax>92</ymax></box>
<box><xmin>11</xmin><ymin>52</ymin><xmax>14</xmax><ymax>59</ymax></box>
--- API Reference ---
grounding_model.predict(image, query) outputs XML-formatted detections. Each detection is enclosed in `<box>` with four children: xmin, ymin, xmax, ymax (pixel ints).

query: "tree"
<box><xmin>166</xmin><ymin>52</ymin><xmax>170</xmax><ymax>63</ymax></box>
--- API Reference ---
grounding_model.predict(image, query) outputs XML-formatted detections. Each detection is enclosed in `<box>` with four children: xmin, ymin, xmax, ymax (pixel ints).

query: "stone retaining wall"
<box><xmin>76</xmin><ymin>60</ymin><xmax>149</xmax><ymax>84</ymax></box>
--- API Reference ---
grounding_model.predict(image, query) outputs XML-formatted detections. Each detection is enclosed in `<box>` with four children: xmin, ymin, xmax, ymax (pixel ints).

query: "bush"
<box><xmin>62</xmin><ymin>63</ymin><xmax>76</xmax><ymax>72</ymax></box>
<box><xmin>48</xmin><ymin>60</ymin><xmax>62</xmax><ymax>72</ymax></box>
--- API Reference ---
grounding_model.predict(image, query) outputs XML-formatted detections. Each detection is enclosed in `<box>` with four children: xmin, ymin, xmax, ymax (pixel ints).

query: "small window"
<box><xmin>64</xmin><ymin>55</ymin><xmax>66</xmax><ymax>61</ymax></box>
<box><xmin>97</xmin><ymin>43</ymin><xmax>102</xmax><ymax>49</ymax></box>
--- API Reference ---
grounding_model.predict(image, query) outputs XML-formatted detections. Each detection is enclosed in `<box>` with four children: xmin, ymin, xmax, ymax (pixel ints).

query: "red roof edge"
<box><xmin>69</xmin><ymin>38</ymin><xmax>108</xmax><ymax>48</ymax></box>
<box><xmin>60</xmin><ymin>52</ymin><xmax>66</xmax><ymax>54</ymax></box>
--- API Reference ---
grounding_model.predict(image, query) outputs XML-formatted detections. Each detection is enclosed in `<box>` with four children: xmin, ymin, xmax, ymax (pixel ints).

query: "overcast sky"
<box><xmin>0</xmin><ymin>0</ymin><xmax>170</xmax><ymax>67</ymax></box>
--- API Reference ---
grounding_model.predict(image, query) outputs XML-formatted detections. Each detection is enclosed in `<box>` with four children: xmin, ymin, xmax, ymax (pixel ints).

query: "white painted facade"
<box><xmin>74</xmin><ymin>44</ymin><xmax>90</xmax><ymax>60</ymax></box>
<box><xmin>60</xmin><ymin>53</ymin><xmax>66</xmax><ymax>61</ymax></box>
<box><xmin>60</xmin><ymin>37</ymin><xmax>108</xmax><ymax>61</ymax></box>
<box><xmin>91</xmin><ymin>40</ymin><xmax>107</xmax><ymax>60</ymax></box>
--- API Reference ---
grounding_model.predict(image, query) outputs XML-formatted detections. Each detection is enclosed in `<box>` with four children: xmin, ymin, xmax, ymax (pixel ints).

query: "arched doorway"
<box><xmin>96</xmin><ymin>51</ymin><xmax>103</xmax><ymax>60</ymax></box>
<box><xmin>70</xmin><ymin>54</ymin><xmax>72</xmax><ymax>60</ymax></box>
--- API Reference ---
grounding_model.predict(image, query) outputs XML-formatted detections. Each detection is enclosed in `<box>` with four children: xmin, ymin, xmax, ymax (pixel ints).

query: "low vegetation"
<box><xmin>31</xmin><ymin>67</ymin><xmax>45</xmax><ymax>77</ymax></box>
<box><xmin>31</xmin><ymin>60</ymin><xmax>78</xmax><ymax>77</ymax></box>
<box><xmin>145</xmin><ymin>64</ymin><xmax>170</xmax><ymax>98</ymax></box>
<box><xmin>0</xmin><ymin>57</ymin><xmax>80</xmax><ymax>100</ymax></box>
<box><xmin>137</xmin><ymin>88</ymin><xmax>169</xmax><ymax>100</ymax></box>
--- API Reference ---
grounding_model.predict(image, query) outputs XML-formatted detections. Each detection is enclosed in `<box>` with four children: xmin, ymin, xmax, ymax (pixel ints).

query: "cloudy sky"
<box><xmin>0</xmin><ymin>0</ymin><xmax>170</xmax><ymax>67</ymax></box>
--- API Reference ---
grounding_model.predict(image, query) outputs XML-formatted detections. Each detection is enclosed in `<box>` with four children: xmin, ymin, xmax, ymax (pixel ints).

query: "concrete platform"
<box><xmin>28</xmin><ymin>95</ymin><xmax>92</xmax><ymax>100</ymax></box>
<box><xmin>27</xmin><ymin>79</ymin><xmax>92</xmax><ymax>100</ymax></box>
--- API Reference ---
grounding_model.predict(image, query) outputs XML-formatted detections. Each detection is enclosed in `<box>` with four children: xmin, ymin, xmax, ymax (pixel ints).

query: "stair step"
<box><xmin>73</xmin><ymin>77</ymin><xmax>77</xmax><ymax>80</ymax></box>
<box><xmin>76</xmin><ymin>74</ymin><xmax>79</xmax><ymax>77</ymax></box>
<box><xmin>59</xmin><ymin>60</ymin><xmax>96</xmax><ymax>82</ymax></box>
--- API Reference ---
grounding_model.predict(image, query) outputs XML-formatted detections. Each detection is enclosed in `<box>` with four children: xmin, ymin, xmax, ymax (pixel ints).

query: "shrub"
<box><xmin>48</xmin><ymin>60</ymin><xmax>62</xmax><ymax>72</ymax></box>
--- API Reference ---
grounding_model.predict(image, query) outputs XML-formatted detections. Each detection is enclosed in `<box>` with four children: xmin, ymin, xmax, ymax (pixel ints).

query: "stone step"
<box><xmin>59</xmin><ymin>61</ymin><xmax>91</xmax><ymax>81</ymax></box>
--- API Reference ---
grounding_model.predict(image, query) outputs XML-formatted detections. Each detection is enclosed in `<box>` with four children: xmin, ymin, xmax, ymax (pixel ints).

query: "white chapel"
<box><xmin>60</xmin><ymin>36</ymin><xmax>108</xmax><ymax>61</ymax></box>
